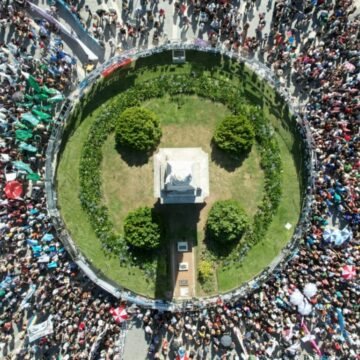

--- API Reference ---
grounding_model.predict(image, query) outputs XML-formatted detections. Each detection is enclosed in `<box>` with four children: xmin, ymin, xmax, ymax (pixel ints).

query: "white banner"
<box><xmin>19</xmin><ymin>284</ymin><xmax>36</xmax><ymax>310</ymax></box>
<box><xmin>28</xmin><ymin>316</ymin><xmax>53</xmax><ymax>343</ymax></box>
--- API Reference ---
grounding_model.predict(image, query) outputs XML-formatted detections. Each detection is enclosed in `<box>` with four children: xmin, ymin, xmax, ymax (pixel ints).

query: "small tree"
<box><xmin>206</xmin><ymin>200</ymin><xmax>248</xmax><ymax>244</ymax></box>
<box><xmin>115</xmin><ymin>107</ymin><xmax>162</xmax><ymax>152</ymax></box>
<box><xmin>198</xmin><ymin>260</ymin><xmax>213</xmax><ymax>282</ymax></box>
<box><xmin>213</xmin><ymin>114</ymin><xmax>255</xmax><ymax>156</ymax></box>
<box><xmin>124</xmin><ymin>207</ymin><xmax>162</xmax><ymax>250</ymax></box>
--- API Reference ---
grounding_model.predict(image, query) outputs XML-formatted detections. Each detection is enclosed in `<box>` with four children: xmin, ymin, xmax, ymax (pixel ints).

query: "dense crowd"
<box><xmin>0</xmin><ymin>0</ymin><xmax>359</xmax><ymax>359</ymax></box>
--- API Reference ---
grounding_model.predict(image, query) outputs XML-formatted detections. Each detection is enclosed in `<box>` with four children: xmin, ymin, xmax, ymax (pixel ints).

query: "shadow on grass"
<box><xmin>115</xmin><ymin>143</ymin><xmax>152</xmax><ymax>167</ymax></box>
<box><xmin>210</xmin><ymin>140</ymin><xmax>250</xmax><ymax>172</ymax></box>
<box><xmin>204</xmin><ymin>228</ymin><xmax>242</xmax><ymax>258</ymax></box>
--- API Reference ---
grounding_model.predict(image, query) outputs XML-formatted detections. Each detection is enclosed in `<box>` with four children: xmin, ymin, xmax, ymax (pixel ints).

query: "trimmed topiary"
<box><xmin>124</xmin><ymin>207</ymin><xmax>162</xmax><ymax>250</ymax></box>
<box><xmin>213</xmin><ymin>114</ymin><xmax>255</xmax><ymax>156</ymax></box>
<box><xmin>115</xmin><ymin>107</ymin><xmax>162</xmax><ymax>152</ymax></box>
<box><xmin>206</xmin><ymin>200</ymin><xmax>248</xmax><ymax>244</ymax></box>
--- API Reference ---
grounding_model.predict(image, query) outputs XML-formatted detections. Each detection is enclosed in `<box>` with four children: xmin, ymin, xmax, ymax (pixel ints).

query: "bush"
<box><xmin>213</xmin><ymin>114</ymin><xmax>255</xmax><ymax>156</ymax></box>
<box><xmin>198</xmin><ymin>260</ymin><xmax>213</xmax><ymax>282</ymax></box>
<box><xmin>206</xmin><ymin>200</ymin><xmax>248</xmax><ymax>244</ymax></box>
<box><xmin>124</xmin><ymin>207</ymin><xmax>162</xmax><ymax>250</ymax></box>
<box><xmin>115</xmin><ymin>107</ymin><xmax>162</xmax><ymax>152</ymax></box>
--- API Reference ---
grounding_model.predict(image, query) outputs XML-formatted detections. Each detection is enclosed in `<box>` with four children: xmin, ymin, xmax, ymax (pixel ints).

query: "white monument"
<box><xmin>154</xmin><ymin>148</ymin><xmax>209</xmax><ymax>204</ymax></box>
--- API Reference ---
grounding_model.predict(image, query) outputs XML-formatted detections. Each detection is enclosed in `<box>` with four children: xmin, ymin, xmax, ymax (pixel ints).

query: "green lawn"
<box><xmin>57</xmin><ymin>101</ymin><xmax>157</xmax><ymax>296</ymax></box>
<box><xmin>216</xmin><ymin>108</ymin><xmax>301</xmax><ymax>292</ymax></box>
<box><xmin>57</xmin><ymin>53</ymin><xmax>302</xmax><ymax>298</ymax></box>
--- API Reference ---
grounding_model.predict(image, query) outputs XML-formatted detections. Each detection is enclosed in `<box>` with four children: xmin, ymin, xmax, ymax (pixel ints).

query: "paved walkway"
<box><xmin>123</xmin><ymin>323</ymin><xmax>150</xmax><ymax>360</ymax></box>
<box><xmin>167</xmin><ymin>205</ymin><xmax>197</xmax><ymax>299</ymax></box>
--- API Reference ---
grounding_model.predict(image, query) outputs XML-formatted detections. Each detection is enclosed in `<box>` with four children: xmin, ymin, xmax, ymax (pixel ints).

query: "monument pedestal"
<box><xmin>153</xmin><ymin>148</ymin><xmax>209</xmax><ymax>204</ymax></box>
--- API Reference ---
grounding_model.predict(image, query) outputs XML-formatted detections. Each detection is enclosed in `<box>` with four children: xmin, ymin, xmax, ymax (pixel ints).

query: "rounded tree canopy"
<box><xmin>206</xmin><ymin>200</ymin><xmax>248</xmax><ymax>243</ymax></box>
<box><xmin>213</xmin><ymin>114</ymin><xmax>255</xmax><ymax>156</ymax></box>
<box><xmin>124</xmin><ymin>207</ymin><xmax>162</xmax><ymax>250</ymax></box>
<box><xmin>115</xmin><ymin>107</ymin><xmax>162</xmax><ymax>152</ymax></box>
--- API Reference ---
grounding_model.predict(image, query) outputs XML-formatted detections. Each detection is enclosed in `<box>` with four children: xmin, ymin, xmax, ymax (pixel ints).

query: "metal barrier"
<box><xmin>45</xmin><ymin>40</ymin><xmax>316</xmax><ymax>312</ymax></box>
<box><xmin>55</xmin><ymin>0</ymin><xmax>103</xmax><ymax>52</ymax></box>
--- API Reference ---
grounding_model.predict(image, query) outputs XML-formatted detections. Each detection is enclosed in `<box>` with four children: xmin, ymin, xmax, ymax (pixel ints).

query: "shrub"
<box><xmin>124</xmin><ymin>207</ymin><xmax>162</xmax><ymax>250</ymax></box>
<box><xmin>198</xmin><ymin>260</ymin><xmax>213</xmax><ymax>282</ymax></box>
<box><xmin>213</xmin><ymin>114</ymin><xmax>255</xmax><ymax>156</ymax></box>
<box><xmin>115</xmin><ymin>107</ymin><xmax>162</xmax><ymax>152</ymax></box>
<box><xmin>206</xmin><ymin>200</ymin><xmax>248</xmax><ymax>244</ymax></box>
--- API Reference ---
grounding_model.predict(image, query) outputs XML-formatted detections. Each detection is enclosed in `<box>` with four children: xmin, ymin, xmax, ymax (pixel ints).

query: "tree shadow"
<box><xmin>204</xmin><ymin>226</ymin><xmax>241</xmax><ymax>258</ymax></box>
<box><xmin>210</xmin><ymin>140</ymin><xmax>250</xmax><ymax>172</ymax></box>
<box><xmin>115</xmin><ymin>142</ymin><xmax>152</xmax><ymax>167</ymax></box>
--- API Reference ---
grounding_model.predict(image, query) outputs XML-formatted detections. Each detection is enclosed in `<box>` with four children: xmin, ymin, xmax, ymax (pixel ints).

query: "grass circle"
<box><xmin>57</xmin><ymin>51</ymin><xmax>302</xmax><ymax>298</ymax></box>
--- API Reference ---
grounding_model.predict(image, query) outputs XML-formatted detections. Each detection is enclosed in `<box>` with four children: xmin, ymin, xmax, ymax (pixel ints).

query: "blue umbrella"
<box><xmin>340</xmin><ymin>228</ymin><xmax>352</xmax><ymax>242</ymax></box>
<box><xmin>323</xmin><ymin>228</ymin><xmax>342</xmax><ymax>244</ymax></box>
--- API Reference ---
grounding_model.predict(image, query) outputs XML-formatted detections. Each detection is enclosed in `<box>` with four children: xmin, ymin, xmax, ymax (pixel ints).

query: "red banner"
<box><xmin>101</xmin><ymin>58</ymin><xmax>132</xmax><ymax>78</ymax></box>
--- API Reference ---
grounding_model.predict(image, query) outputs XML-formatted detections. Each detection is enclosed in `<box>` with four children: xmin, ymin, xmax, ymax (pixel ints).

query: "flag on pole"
<box><xmin>22</xmin><ymin>71</ymin><xmax>41</xmax><ymax>93</ymax></box>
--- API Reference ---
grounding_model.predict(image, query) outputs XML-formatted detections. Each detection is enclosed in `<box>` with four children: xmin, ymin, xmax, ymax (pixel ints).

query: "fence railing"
<box><xmin>45</xmin><ymin>40</ymin><xmax>316</xmax><ymax>312</ymax></box>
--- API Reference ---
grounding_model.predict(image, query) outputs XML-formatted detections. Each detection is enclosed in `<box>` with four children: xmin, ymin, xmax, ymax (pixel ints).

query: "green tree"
<box><xmin>124</xmin><ymin>207</ymin><xmax>162</xmax><ymax>250</ymax></box>
<box><xmin>213</xmin><ymin>114</ymin><xmax>255</xmax><ymax>156</ymax></box>
<box><xmin>198</xmin><ymin>260</ymin><xmax>213</xmax><ymax>282</ymax></box>
<box><xmin>206</xmin><ymin>200</ymin><xmax>248</xmax><ymax>244</ymax></box>
<box><xmin>115</xmin><ymin>107</ymin><xmax>162</xmax><ymax>152</ymax></box>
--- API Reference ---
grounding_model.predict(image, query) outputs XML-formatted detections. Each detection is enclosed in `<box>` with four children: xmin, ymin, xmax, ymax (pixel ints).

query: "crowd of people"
<box><xmin>0</xmin><ymin>0</ymin><xmax>359</xmax><ymax>359</ymax></box>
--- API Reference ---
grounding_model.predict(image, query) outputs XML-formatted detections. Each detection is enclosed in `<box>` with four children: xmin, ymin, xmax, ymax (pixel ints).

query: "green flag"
<box><xmin>32</xmin><ymin>109</ymin><xmax>52</xmax><ymax>121</ymax></box>
<box><xmin>27</xmin><ymin>75</ymin><xmax>41</xmax><ymax>93</ymax></box>
<box><xmin>26</xmin><ymin>172</ymin><xmax>41</xmax><ymax>181</ymax></box>
<box><xmin>12</xmin><ymin>161</ymin><xmax>33</xmax><ymax>173</ymax></box>
<box><xmin>48</xmin><ymin>94</ymin><xmax>64</xmax><ymax>103</ymax></box>
<box><xmin>33</xmin><ymin>93</ymin><xmax>49</xmax><ymax>101</ymax></box>
<box><xmin>15</xmin><ymin>129</ymin><xmax>33</xmax><ymax>141</ymax></box>
<box><xmin>41</xmin><ymin>85</ymin><xmax>60</xmax><ymax>96</ymax></box>
<box><xmin>21</xmin><ymin>113</ymin><xmax>40</xmax><ymax>127</ymax></box>
<box><xmin>19</xmin><ymin>142</ymin><xmax>37</xmax><ymax>153</ymax></box>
